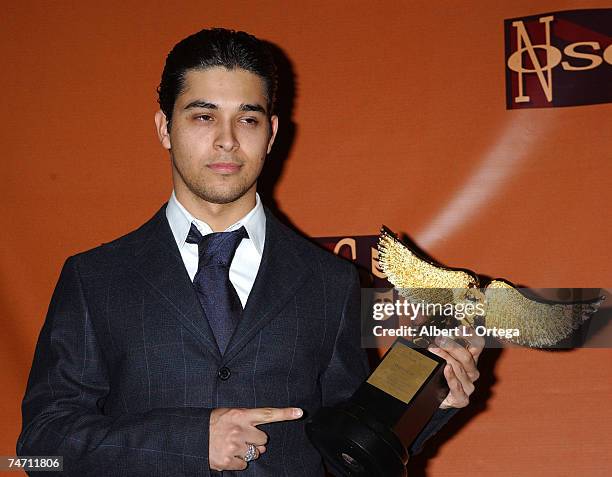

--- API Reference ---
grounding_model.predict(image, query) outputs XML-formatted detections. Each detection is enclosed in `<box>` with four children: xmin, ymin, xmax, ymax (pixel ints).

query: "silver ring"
<box><xmin>244</xmin><ymin>443</ymin><xmax>257</xmax><ymax>462</ymax></box>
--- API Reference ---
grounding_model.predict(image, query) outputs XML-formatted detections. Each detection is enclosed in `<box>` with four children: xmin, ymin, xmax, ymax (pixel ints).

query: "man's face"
<box><xmin>156</xmin><ymin>67</ymin><xmax>278</xmax><ymax>206</ymax></box>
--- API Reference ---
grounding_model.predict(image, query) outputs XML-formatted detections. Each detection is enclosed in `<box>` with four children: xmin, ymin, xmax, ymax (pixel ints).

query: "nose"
<box><xmin>214</xmin><ymin>121</ymin><xmax>239</xmax><ymax>152</ymax></box>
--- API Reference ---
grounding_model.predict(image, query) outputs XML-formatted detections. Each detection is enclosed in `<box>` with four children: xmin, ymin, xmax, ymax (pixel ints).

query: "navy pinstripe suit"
<box><xmin>18</xmin><ymin>205</ymin><xmax>451</xmax><ymax>476</ymax></box>
<box><xmin>17</xmin><ymin>205</ymin><xmax>371</xmax><ymax>476</ymax></box>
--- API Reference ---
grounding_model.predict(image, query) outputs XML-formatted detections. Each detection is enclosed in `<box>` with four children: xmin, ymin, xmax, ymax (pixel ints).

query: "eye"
<box><xmin>194</xmin><ymin>114</ymin><xmax>214</xmax><ymax>122</ymax></box>
<box><xmin>239</xmin><ymin>116</ymin><xmax>259</xmax><ymax>126</ymax></box>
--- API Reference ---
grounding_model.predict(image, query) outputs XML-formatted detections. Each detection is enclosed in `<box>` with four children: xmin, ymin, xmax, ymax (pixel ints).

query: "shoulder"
<box><xmin>67</xmin><ymin>205</ymin><xmax>167</xmax><ymax>269</ymax></box>
<box><xmin>265</xmin><ymin>208</ymin><xmax>358</xmax><ymax>282</ymax></box>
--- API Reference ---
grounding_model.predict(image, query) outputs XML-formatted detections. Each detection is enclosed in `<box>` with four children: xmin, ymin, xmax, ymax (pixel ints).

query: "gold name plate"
<box><xmin>367</xmin><ymin>342</ymin><xmax>438</xmax><ymax>404</ymax></box>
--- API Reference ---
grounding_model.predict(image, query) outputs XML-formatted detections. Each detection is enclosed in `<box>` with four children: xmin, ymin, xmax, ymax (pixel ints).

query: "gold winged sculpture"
<box><xmin>377</xmin><ymin>227</ymin><xmax>604</xmax><ymax>348</ymax></box>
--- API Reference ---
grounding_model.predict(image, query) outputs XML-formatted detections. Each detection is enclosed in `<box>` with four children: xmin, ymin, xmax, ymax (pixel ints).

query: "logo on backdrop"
<box><xmin>504</xmin><ymin>9</ymin><xmax>611</xmax><ymax>109</ymax></box>
<box><xmin>315</xmin><ymin>235</ymin><xmax>389</xmax><ymax>287</ymax></box>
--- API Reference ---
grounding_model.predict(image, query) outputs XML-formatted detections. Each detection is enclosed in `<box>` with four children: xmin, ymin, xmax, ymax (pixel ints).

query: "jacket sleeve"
<box><xmin>17</xmin><ymin>257</ymin><xmax>212</xmax><ymax>477</ymax></box>
<box><xmin>409</xmin><ymin>407</ymin><xmax>459</xmax><ymax>454</ymax></box>
<box><xmin>319</xmin><ymin>265</ymin><xmax>370</xmax><ymax>406</ymax></box>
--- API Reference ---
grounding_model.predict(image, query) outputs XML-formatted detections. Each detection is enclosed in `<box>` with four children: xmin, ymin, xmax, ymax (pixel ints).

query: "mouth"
<box><xmin>207</xmin><ymin>162</ymin><xmax>242</xmax><ymax>174</ymax></box>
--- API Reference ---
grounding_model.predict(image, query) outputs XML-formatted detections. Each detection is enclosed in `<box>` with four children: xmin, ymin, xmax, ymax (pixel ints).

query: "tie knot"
<box><xmin>186</xmin><ymin>224</ymin><xmax>248</xmax><ymax>267</ymax></box>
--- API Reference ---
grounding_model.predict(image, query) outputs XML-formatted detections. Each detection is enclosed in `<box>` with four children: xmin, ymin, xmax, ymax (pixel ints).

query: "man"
<box><xmin>18</xmin><ymin>28</ymin><xmax>482</xmax><ymax>476</ymax></box>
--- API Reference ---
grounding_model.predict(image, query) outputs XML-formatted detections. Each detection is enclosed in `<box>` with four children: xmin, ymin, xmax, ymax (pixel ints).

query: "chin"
<box><xmin>196</xmin><ymin>188</ymin><xmax>250</xmax><ymax>205</ymax></box>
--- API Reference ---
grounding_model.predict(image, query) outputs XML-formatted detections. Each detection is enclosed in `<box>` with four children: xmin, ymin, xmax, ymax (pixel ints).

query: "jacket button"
<box><xmin>218</xmin><ymin>367</ymin><xmax>231</xmax><ymax>380</ymax></box>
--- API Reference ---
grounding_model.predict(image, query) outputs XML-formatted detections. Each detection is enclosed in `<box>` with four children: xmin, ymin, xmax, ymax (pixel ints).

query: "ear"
<box><xmin>154</xmin><ymin>110</ymin><xmax>172</xmax><ymax>150</ymax></box>
<box><xmin>266</xmin><ymin>115</ymin><xmax>279</xmax><ymax>154</ymax></box>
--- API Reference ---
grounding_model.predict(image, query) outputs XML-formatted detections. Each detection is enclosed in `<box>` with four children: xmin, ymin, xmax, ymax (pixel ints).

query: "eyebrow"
<box><xmin>184</xmin><ymin>100</ymin><xmax>217</xmax><ymax>110</ymax></box>
<box><xmin>183</xmin><ymin>100</ymin><xmax>267</xmax><ymax>114</ymax></box>
<box><xmin>240</xmin><ymin>103</ymin><xmax>267</xmax><ymax>114</ymax></box>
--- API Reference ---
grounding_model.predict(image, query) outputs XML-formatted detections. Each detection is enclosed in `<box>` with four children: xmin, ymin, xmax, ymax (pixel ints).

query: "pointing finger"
<box><xmin>249</xmin><ymin>407</ymin><xmax>303</xmax><ymax>425</ymax></box>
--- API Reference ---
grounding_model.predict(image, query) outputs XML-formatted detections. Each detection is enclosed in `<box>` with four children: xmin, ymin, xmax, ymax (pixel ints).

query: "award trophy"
<box><xmin>306</xmin><ymin>337</ymin><xmax>448</xmax><ymax>476</ymax></box>
<box><xmin>307</xmin><ymin>227</ymin><xmax>604</xmax><ymax>476</ymax></box>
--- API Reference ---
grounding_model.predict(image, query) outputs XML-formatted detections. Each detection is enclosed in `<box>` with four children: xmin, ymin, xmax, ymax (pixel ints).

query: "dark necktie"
<box><xmin>186</xmin><ymin>224</ymin><xmax>248</xmax><ymax>354</ymax></box>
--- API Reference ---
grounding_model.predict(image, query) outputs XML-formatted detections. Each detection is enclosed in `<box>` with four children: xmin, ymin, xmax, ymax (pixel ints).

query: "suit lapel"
<box><xmin>130</xmin><ymin>206</ymin><xmax>222</xmax><ymax>361</ymax></box>
<box><xmin>223</xmin><ymin>209</ymin><xmax>311</xmax><ymax>363</ymax></box>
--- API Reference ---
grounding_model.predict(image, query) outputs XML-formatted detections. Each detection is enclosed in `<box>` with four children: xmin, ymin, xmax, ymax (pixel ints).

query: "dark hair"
<box><xmin>158</xmin><ymin>28</ymin><xmax>277</xmax><ymax>125</ymax></box>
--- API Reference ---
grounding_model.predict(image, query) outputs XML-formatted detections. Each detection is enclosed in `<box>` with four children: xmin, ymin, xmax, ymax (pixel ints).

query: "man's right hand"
<box><xmin>209</xmin><ymin>407</ymin><xmax>303</xmax><ymax>471</ymax></box>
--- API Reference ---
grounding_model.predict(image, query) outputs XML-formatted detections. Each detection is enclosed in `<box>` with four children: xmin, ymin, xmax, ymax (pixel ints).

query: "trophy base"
<box><xmin>306</xmin><ymin>403</ymin><xmax>408</xmax><ymax>477</ymax></box>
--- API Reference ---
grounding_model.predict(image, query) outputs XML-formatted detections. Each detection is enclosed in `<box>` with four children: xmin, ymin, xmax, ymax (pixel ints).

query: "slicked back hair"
<box><xmin>157</xmin><ymin>28</ymin><xmax>278</xmax><ymax>127</ymax></box>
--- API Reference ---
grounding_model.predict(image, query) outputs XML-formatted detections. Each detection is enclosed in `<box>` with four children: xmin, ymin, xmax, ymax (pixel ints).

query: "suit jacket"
<box><xmin>18</xmin><ymin>205</ymin><xmax>454</xmax><ymax>476</ymax></box>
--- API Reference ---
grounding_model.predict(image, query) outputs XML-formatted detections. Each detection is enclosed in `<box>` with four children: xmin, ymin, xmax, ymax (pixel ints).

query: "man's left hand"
<box><xmin>428</xmin><ymin>328</ymin><xmax>485</xmax><ymax>409</ymax></box>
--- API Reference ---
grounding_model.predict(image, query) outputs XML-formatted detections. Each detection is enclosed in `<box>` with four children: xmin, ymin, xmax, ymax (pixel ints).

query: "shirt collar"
<box><xmin>166</xmin><ymin>191</ymin><xmax>266</xmax><ymax>256</ymax></box>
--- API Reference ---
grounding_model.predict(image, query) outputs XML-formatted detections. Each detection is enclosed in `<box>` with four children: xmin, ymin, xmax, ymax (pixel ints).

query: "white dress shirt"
<box><xmin>165</xmin><ymin>191</ymin><xmax>266</xmax><ymax>307</ymax></box>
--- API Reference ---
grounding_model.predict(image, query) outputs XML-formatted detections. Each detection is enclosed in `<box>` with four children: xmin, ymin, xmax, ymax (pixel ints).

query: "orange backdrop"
<box><xmin>2</xmin><ymin>1</ymin><xmax>611</xmax><ymax>476</ymax></box>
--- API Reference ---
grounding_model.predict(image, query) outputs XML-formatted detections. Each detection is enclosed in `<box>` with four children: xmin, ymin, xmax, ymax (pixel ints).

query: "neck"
<box><xmin>175</xmin><ymin>188</ymin><xmax>256</xmax><ymax>232</ymax></box>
